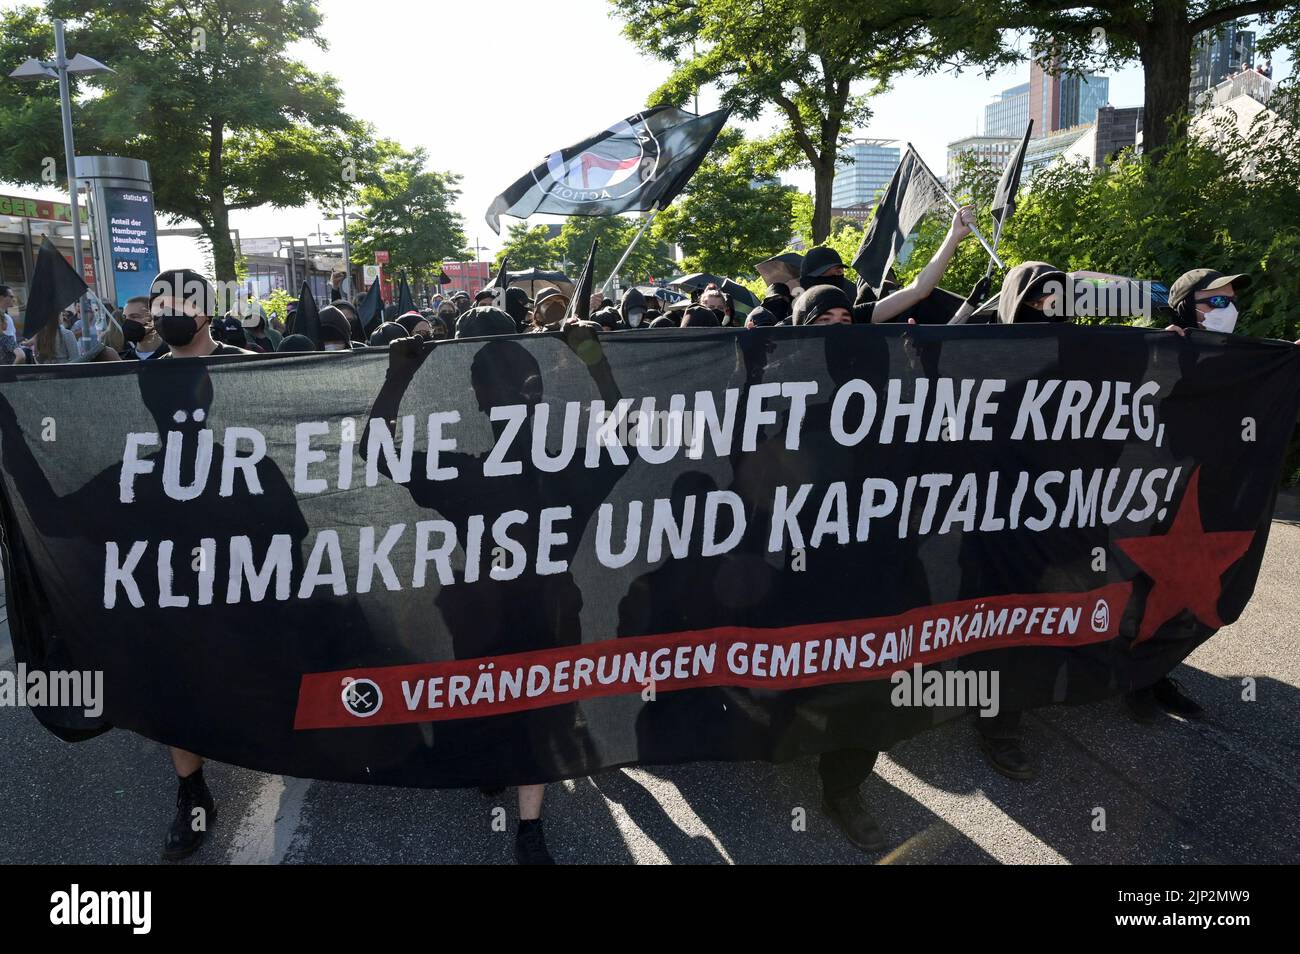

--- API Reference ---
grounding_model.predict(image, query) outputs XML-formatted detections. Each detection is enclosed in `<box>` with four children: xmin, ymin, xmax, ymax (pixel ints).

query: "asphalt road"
<box><xmin>2</xmin><ymin>509</ymin><xmax>1298</xmax><ymax>865</ymax></box>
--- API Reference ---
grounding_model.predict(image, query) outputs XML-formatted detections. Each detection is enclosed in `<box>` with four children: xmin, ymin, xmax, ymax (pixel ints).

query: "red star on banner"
<box><xmin>1115</xmin><ymin>467</ymin><xmax>1255</xmax><ymax>645</ymax></box>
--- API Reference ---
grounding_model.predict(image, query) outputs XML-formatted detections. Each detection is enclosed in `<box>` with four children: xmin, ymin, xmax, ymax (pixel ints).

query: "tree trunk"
<box><xmin>1140</xmin><ymin>5</ymin><xmax>1195</xmax><ymax>156</ymax></box>
<box><xmin>811</xmin><ymin>160</ymin><xmax>835</xmax><ymax>245</ymax></box>
<box><xmin>206</xmin><ymin>117</ymin><xmax>238</xmax><ymax>287</ymax></box>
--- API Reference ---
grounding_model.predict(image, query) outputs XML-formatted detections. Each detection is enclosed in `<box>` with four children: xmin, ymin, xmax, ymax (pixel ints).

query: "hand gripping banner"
<box><xmin>1</xmin><ymin>324</ymin><xmax>1297</xmax><ymax>788</ymax></box>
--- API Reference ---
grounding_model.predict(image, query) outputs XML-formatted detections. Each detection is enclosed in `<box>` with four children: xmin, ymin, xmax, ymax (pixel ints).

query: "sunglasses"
<box><xmin>1198</xmin><ymin>295</ymin><xmax>1235</xmax><ymax>309</ymax></box>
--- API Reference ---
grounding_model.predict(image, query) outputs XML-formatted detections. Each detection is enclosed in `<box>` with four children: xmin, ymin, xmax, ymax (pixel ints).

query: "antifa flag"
<box><xmin>566</xmin><ymin>240</ymin><xmax>597</xmax><ymax>323</ymax></box>
<box><xmin>851</xmin><ymin>146</ymin><xmax>948</xmax><ymax>296</ymax></box>
<box><xmin>0</xmin><ymin>325</ymin><xmax>1298</xmax><ymax>787</ymax></box>
<box><xmin>24</xmin><ymin>237</ymin><xmax>88</xmax><ymax>338</ymax></box>
<box><xmin>992</xmin><ymin>121</ymin><xmax>1033</xmax><ymax>225</ymax></box>
<box><xmin>397</xmin><ymin>273</ymin><xmax>416</xmax><ymax>314</ymax></box>
<box><xmin>359</xmin><ymin>280</ymin><xmax>385</xmax><ymax>336</ymax></box>
<box><xmin>486</xmin><ymin>105</ymin><xmax>730</xmax><ymax>233</ymax></box>
<box><xmin>294</xmin><ymin>282</ymin><xmax>321</xmax><ymax>345</ymax></box>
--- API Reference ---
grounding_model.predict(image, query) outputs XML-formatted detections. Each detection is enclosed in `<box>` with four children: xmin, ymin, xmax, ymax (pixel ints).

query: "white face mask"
<box><xmin>1201</xmin><ymin>304</ymin><xmax>1238</xmax><ymax>334</ymax></box>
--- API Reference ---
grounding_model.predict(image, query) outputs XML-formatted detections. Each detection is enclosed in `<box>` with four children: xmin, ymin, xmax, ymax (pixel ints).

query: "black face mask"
<box><xmin>156</xmin><ymin>314</ymin><xmax>205</xmax><ymax>347</ymax></box>
<box><xmin>122</xmin><ymin>321</ymin><xmax>149</xmax><ymax>344</ymax></box>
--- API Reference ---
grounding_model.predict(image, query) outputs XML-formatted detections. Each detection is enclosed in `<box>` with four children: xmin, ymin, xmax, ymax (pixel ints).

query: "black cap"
<box><xmin>793</xmin><ymin>284</ymin><xmax>853</xmax><ymax>325</ymax></box>
<box><xmin>800</xmin><ymin>247</ymin><xmax>844</xmax><ymax>280</ymax></box>
<box><xmin>746</xmin><ymin>306</ymin><xmax>781</xmax><ymax>327</ymax></box>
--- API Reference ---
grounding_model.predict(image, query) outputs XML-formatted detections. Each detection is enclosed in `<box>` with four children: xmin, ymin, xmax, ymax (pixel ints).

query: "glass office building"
<box><xmin>831</xmin><ymin>139</ymin><xmax>902</xmax><ymax>208</ymax></box>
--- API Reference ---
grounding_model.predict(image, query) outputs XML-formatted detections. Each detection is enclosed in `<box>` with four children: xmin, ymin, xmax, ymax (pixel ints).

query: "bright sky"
<box><xmin>1</xmin><ymin>0</ymin><xmax>1293</xmax><ymax>269</ymax></box>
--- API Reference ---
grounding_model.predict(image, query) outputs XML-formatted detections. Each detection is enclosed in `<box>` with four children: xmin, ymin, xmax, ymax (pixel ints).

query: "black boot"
<box><xmin>977</xmin><ymin>733</ymin><xmax>1036</xmax><ymax>781</ymax></box>
<box><xmin>1151</xmin><ymin>676</ymin><xmax>1204</xmax><ymax>719</ymax></box>
<box><xmin>822</xmin><ymin>788</ymin><xmax>886</xmax><ymax>853</ymax></box>
<box><xmin>162</xmin><ymin>768</ymin><xmax>216</xmax><ymax>861</ymax></box>
<box><xmin>513</xmin><ymin>819</ymin><xmax>555</xmax><ymax>865</ymax></box>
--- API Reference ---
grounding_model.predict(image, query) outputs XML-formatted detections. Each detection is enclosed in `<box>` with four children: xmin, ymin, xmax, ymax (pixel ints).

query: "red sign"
<box><xmin>375</xmin><ymin>251</ymin><xmax>390</xmax><ymax>264</ymax></box>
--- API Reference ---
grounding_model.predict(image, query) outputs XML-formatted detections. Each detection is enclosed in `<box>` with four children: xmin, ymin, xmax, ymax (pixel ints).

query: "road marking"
<box><xmin>225</xmin><ymin>774</ymin><xmax>313</xmax><ymax>865</ymax></box>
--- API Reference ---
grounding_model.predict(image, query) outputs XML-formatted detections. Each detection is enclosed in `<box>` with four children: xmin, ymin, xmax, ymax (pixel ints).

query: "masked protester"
<box><xmin>530</xmin><ymin>287</ymin><xmax>569</xmax><ymax>331</ymax></box>
<box><xmin>1164</xmin><ymin>269</ymin><xmax>1251</xmax><ymax>337</ymax></box>
<box><xmin>212</xmin><ymin>316</ymin><xmax>251</xmax><ymax>349</ymax></box>
<box><xmin>237</xmin><ymin>301</ymin><xmax>281</xmax><ymax>353</ymax></box>
<box><xmin>793</xmin><ymin>285</ymin><xmax>854</xmax><ymax>326</ymax></box>
<box><xmin>367</xmin><ymin>321</ymin><xmax>408</xmax><ymax>347</ymax></box>
<box><xmin>120</xmin><ymin>295</ymin><xmax>168</xmax><ymax>360</ymax></box>
<box><xmin>333</xmin><ymin>300</ymin><xmax>365</xmax><ymax>343</ymax></box>
<box><xmin>319</xmin><ymin>306</ymin><xmax>353</xmax><ymax>351</ymax></box>
<box><xmin>427</xmin><ymin>314</ymin><xmax>450</xmax><ymax>340</ymax></box>
<box><xmin>619</xmin><ymin>287</ymin><xmax>648</xmax><ymax>329</ymax></box>
<box><xmin>152</xmin><ymin>268</ymin><xmax>251</xmax><ymax>359</ymax></box>
<box><xmin>996</xmin><ymin>262</ymin><xmax>1070</xmax><ymax>324</ymax></box>
<box><xmin>504</xmin><ymin>287</ymin><xmax>531</xmax><ymax>332</ymax></box>
<box><xmin>762</xmin><ymin>283</ymin><xmax>794</xmax><ymax>323</ymax></box>
<box><xmin>800</xmin><ymin>247</ymin><xmax>857</xmax><ymax>301</ymax></box>
<box><xmin>396</xmin><ymin>310</ymin><xmax>433</xmax><ymax>339</ymax></box>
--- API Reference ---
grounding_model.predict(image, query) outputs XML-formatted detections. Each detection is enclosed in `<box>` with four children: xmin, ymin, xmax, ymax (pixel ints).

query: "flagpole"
<box><xmin>908</xmin><ymin>144</ymin><xmax>1005</xmax><ymax>270</ymax></box>
<box><xmin>601</xmin><ymin>205</ymin><xmax>660</xmax><ymax>296</ymax></box>
<box><xmin>983</xmin><ymin>217</ymin><xmax>1006</xmax><ymax>281</ymax></box>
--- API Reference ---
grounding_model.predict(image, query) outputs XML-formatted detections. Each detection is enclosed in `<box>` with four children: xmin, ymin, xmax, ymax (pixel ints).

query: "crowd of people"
<box><xmin>0</xmin><ymin>201</ymin><xmax>1283</xmax><ymax>865</ymax></box>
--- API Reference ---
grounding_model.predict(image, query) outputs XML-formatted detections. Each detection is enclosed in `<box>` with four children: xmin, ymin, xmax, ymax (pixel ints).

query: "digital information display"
<box><xmin>104</xmin><ymin>187</ymin><xmax>160</xmax><ymax>305</ymax></box>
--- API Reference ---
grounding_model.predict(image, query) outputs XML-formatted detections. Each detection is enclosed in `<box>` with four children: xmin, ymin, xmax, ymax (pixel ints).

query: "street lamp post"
<box><xmin>9</xmin><ymin>19</ymin><xmax>113</xmax><ymax>353</ymax></box>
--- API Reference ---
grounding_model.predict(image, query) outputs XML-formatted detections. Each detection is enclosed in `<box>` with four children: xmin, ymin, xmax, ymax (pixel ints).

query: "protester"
<box><xmin>396</xmin><ymin>310</ymin><xmax>433</xmax><ymax>339</ymax></box>
<box><xmin>277</xmin><ymin>333</ymin><xmax>316</xmax><ymax>353</ymax></box>
<box><xmin>996</xmin><ymin>261</ymin><xmax>1069</xmax><ymax>324</ymax></box>
<box><xmin>745</xmin><ymin>305</ymin><xmax>781</xmax><ymax>328</ymax></box>
<box><xmin>16</xmin><ymin>308</ymin><xmax>79</xmax><ymax>364</ymax></box>
<box><xmin>238</xmin><ymin>301</ymin><xmax>282</xmax><ymax>353</ymax></box>
<box><xmin>334</xmin><ymin>299</ymin><xmax>365</xmax><ymax>343</ymax></box>
<box><xmin>1163</xmin><ymin>269</ymin><xmax>1250</xmax><ymax>337</ymax></box>
<box><xmin>792</xmin><ymin>285</ymin><xmax>853</xmax><ymax>325</ymax></box>
<box><xmin>427</xmin><ymin>314</ymin><xmax>450</xmax><ymax>340</ymax></box>
<box><xmin>855</xmin><ymin>206</ymin><xmax>977</xmax><ymax>323</ymax></box>
<box><xmin>212</xmin><ymin>315</ymin><xmax>251</xmax><ymax>349</ymax></box>
<box><xmin>330</xmin><ymin>270</ymin><xmax>346</xmax><ymax>302</ymax></box>
<box><xmin>593</xmin><ymin>306</ymin><xmax>624</xmax><ymax>331</ymax></box>
<box><xmin>119</xmin><ymin>295</ymin><xmax>169</xmax><ymax>361</ymax></box>
<box><xmin>530</xmin><ymin>287</ymin><xmax>569</xmax><ymax>331</ymax></box>
<box><xmin>0</xmin><ymin>284</ymin><xmax>19</xmax><ymax>346</ymax></box>
<box><xmin>455</xmin><ymin>305</ymin><xmax>517</xmax><ymax>339</ymax></box>
<box><xmin>367</xmin><ymin>322</ymin><xmax>408</xmax><ymax>347</ymax></box>
<box><xmin>680</xmin><ymin>304</ymin><xmax>721</xmax><ymax>328</ymax></box>
<box><xmin>318</xmin><ymin>305</ymin><xmax>354</xmax><ymax>351</ymax></box>
<box><xmin>761</xmin><ymin>282</ymin><xmax>793</xmax><ymax>322</ymax></box>
<box><xmin>619</xmin><ymin>287</ymin><xmax>647</xmax><ymax>329</ymax></box>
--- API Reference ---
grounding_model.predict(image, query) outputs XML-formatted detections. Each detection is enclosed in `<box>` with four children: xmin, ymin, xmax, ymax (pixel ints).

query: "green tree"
<box><xmin>609</xmin><ymin>0</ymin><xmax>992</xmax><ymax>244</ymax></box>
<box><xmin>551</xmin><ymin>215</ymin><xmax>676</xmax><ymax>286</ymax></box>
<box><xmin>493</xmin><ymin>223</ymin><xmax>558</xmax><ymax>271</ymax></box>
<box><xmin>346</xmin><ymin>141</ymin><xmax>467</xmax><ymax>290</ymax></box>
<box><xmin>0</xmin><ymin>0</ymin><xmax>370</xmax><ymax>282</ymax></box>
<box><xmin>913</xmin><ymin>1</ymin><xmax>1299</xmax><ymax>156</ymax></box>
<box><xmin>653</xmin><ymin>129</ymin><xmax>796</xmax><ymax>278</ymax></box>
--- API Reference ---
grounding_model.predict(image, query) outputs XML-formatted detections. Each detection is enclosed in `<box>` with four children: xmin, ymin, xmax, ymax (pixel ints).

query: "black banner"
<box><xmin>1</xmin><ymin>324</ymin><xmax>1297</xmax><ymax>788</ymax></box>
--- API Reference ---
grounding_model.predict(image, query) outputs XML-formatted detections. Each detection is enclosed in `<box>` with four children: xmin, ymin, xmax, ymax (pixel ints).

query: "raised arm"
<box><xmin>865</xmin><ymin>206</ymin><xmax>976</xmax><ymax>325</ymax></box>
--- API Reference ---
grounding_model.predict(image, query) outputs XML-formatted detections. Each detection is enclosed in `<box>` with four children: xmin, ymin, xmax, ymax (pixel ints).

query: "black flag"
<box><xmin>23</xmin><ymin>237</ymin><xmax>87</xmax><ymax>339</ymax></box>
<box><xmin>487</xmin><ymin>256</ymin><xmax>510</xmax><ymax>310</ymax></box>
<box><xmin>566</xmin><ymin>240</ymin><xmax>598</xmax><ymax>323</ymax></box>
<box><xmin>397</xmin><ymin>272</ymin><xmax>415</xmax><ymax>313</ymax></box>
<box><xmin>295</xmin><ymin>282</ymin><xmax>321</xmax><ymax>346</ymax></box>
<box><xmin>992</xmin><ymin>121</ymin><xmax>1034</xmax><ymax>224</ymax></box>
<box><xmin>358</xmin><ymin>279</ymin><xmax>385</xmax><ymax>336</ymax></box>
<box><xmin>851</xmin><ymin>145</ymin><xmax>948</xmax><ymax>296</ymax></box>
<box><xmin>486</xmin><ymin>106</ymin><xmax>730</xmax><ymax>233</ymax></box>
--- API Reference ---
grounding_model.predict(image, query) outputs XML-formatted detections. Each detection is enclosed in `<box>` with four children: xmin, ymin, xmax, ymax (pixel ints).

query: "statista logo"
<box><xmin>49</xmin><ymin>884</ymin><xmax>151</xmax><ymax>934</ymax></box>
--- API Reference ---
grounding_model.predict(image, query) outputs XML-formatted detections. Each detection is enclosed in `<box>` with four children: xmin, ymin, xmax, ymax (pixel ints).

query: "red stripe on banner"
<box><xmin>293</xmin><ymin>582</ymin><xmax>1132</xmax><ymax>730</ymax></box>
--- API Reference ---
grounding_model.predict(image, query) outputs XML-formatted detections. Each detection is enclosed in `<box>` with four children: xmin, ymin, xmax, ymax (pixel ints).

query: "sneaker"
<box><xmin>513</xmin><ymin>819</ymin><xmax>555</xmax><ymax>865</ymax></box>
<box><xmin>977</xmin><ymin>734</ymin><xmax>1036</xmax><ymax>781</ymax></box>
<box><xmin>1152</xmin><ymin>676</ymin><xmax>1204</xmax><ymax>719</ymax></box>
<box><xmin>161</xmin><ymin>770</ymin><xmax>216</xmax><ymax>861</ymax></box>
<box><xmin>821</xmin><ymin>789</ymin><xmax>886</xmax><ymax>853</ymax></box>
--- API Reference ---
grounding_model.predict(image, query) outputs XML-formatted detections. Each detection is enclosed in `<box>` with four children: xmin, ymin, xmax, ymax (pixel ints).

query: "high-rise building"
<box><xmin>984</xmin><ymin>82</ymin><xmax>1030</xmax><ymax>137</ymax></box>
<box><xmin>1190</xmin><ymin>21</ymin><xmax>1255</xmax><ymax>108</ymax></box>
<box><xmin>946</xmin><ymin>135</ymin><xmax>1020</xmax><ymax>183</ymax></box>
<box><xmin>831</xmin><ymin>139</ymin><xmax>901</xmax><ymax>208</ymax></box>
<box><xmin>1029</xmin><ymin>58</ymin><xmax>1109</xmax><ymax>133</ymax></box>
